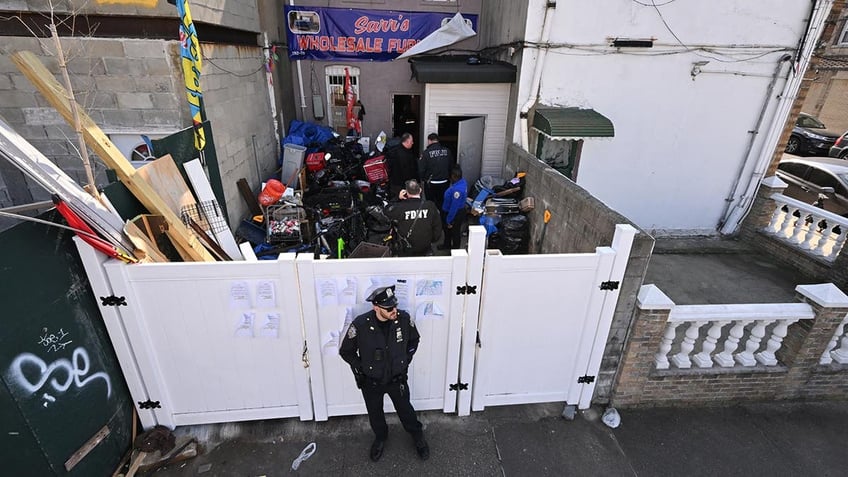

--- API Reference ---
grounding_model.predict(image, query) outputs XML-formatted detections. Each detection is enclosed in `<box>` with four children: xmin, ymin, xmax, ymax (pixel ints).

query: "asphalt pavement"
<box><xmin>146</xmin><ymin>400</ymin><xmax>848</xmax><ymax>476</ymax></box>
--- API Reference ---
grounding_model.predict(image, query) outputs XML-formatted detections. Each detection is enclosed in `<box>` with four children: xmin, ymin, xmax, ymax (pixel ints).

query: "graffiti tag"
<box><xmin>7</xmin><ymin>347</ymin><xmax>112</xmax><ymax>407</ymax></box>
<box><xmin>37</xmin><ymin>327</ymin><xmax>73</xmax><ymax>353</ymax></box>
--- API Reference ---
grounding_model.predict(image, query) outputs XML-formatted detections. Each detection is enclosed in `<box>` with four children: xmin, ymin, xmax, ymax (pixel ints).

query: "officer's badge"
<box><xmin>454</xmin><ymin>191</ymin><xmax>461</xmax><ymax>199</ymax></box>
<box><xmin>396</xmin><ymin>328</ymin><xmax>403</xmax><ymax>342</ymax></box>
<box><xmin>347</xmin><ymin>325</ymin><xmax>357</xmax><ymax>339</ymax></box>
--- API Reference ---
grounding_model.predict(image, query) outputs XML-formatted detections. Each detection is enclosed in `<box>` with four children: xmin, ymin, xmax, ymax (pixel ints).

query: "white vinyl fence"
<box><xmin>77</xmin><ymin>225</ymin><xmax>636</xmax><ymax>429</ymax></box>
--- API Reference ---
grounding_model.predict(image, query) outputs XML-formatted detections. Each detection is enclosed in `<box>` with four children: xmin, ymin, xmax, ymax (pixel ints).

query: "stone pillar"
<box><xmin>779</xmin><ymin>284</ymin><xmax>848</xmax><ymax>399</ymax></box>
<box><xmin>610</xmin><ymin>285</ymin><xmax>674</xmax><ymax>407</ymax></box>
<box><xmin>739</xmin><ymin>175</ymin><xmax>787</xmax><ymax>241</ymax></box>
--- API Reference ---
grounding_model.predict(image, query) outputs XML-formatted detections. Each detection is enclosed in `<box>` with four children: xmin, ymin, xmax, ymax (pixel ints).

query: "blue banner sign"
<box><xmin>284</xmin><ymin>6</ymin><xmax>478</xmax><ymax>61</ymax></box>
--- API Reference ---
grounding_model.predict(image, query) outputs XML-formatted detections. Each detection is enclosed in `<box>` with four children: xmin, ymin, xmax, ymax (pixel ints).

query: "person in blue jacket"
<box><xmin>439</xmin><ymin>166</ymin><xmax>468</xmax><ymax>250</ymax></box>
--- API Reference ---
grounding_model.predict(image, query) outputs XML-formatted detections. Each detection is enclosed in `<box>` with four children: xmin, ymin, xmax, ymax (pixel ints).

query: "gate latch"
<box><xmin>449</xmin><ymin>382</ymin><xmax>469</xmax><ymax>391</ymax></box>
<box><xmin>577</xmin><ymin>375</ymin><xmax>595</xmax><ymax>384</ymax></box>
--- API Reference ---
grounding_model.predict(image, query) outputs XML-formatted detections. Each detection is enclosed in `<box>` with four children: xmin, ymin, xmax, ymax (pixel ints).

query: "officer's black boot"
<box><xmin>413</xmin><ymin>433</ymin><xmax>429</xmax><ymax>460</ymax></box>
<box><xmin>370</xmin><ymin>439</ymin><xmax>385</xmax><ymax>462</ymax></box>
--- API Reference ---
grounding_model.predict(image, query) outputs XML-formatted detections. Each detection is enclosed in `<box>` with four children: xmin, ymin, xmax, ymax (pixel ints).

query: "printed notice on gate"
<box><xmin>229</xmin><ymin>281</ymin><xmax>251</xmax><ymax>309</ymax></box>
<box><xmin>256</xmin><ymin>280</ymin><xmax>276</xmax><ymax>308</ymax></box>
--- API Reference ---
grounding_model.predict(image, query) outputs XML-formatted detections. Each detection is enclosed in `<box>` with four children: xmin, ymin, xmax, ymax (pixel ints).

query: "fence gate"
<box><xmin>469</xmin><ymin>224</ymin><xmax>635</xmax><ymax>411</ymax></box>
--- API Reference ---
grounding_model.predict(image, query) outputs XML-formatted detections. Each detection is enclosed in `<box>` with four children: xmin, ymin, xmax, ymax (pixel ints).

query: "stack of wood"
<box><xmin>7</xmin><ymin>51</ymin><xmax>242</xmax><ymax>263</ymax></box>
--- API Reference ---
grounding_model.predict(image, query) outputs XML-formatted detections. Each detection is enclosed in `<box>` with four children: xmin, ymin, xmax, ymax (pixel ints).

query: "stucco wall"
<box><xmin>510</xmin><ymin>0</ymin><xmax>814</xmax><ymax>235</ymax></box>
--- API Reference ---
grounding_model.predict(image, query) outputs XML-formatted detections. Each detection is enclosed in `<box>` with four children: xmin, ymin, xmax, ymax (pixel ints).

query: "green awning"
<box><xmin>533</xmin><ymin>107</ymin><xmax>614</xmax><ymax>139</ymax></box>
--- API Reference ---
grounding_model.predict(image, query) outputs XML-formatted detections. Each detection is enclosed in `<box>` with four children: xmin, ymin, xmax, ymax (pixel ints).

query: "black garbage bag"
<box><xmin>500</xmin><ymin>214</ymin><xmax>528</xmax><ymax>233</ymax></box>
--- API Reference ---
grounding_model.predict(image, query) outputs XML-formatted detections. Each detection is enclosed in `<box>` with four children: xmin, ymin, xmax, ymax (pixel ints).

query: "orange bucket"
<box><xmin>258</xmin><ymin>179</ymin><xmax>286</xmax><ymax>206</ymax></box>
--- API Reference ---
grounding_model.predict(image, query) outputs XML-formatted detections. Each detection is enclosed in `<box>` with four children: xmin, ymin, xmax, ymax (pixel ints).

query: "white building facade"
<box><xmin>482</xmin><ymin>0</ymin><xmax>833</xmax><ymax>235</ymax></box>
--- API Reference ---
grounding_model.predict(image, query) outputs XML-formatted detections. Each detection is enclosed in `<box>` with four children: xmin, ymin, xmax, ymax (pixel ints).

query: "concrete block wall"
<box><xmin>612</xmin><ymin>286</ymin><xmax>848</xmax><ymax>407</ymax></box>
<box><xmin>502</xmin><ymin>143</ymin><xmax>655</xmax><ymax>404</ymax></box>
<box><xmin>200</xmin><ymin>43</ymin><xmax>277</xmax><ymax>228</ymax></box>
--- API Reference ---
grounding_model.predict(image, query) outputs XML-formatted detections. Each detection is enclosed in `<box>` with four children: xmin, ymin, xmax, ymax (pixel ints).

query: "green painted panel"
<box><xmin>0</xmin><ymin>211</ymin><xmax>133</xmax><ymax>475</ymax></box>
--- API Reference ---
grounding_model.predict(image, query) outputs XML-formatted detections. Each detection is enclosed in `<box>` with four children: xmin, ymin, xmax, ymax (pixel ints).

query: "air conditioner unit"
<box><xmin>106</xmin><ymin>132</ymin><xmax>173</xmax><ymax>169</ymax></box>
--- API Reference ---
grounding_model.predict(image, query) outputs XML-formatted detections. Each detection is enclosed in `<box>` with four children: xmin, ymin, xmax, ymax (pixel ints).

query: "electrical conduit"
<box><xmin>520</xmin><ymin>1</ymin><xmax>557</xmax><ymax>151</ymax></box>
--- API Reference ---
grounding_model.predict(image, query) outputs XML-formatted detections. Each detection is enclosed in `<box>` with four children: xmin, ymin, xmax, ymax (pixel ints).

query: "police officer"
<box><xmin>419</xmin><ymin>133</ymin><xmax>454</xmax><ymax>212</ymax></box>
<box><xmin>439</xmin><ymin>166</ymin><xmax>468</xmax><ymax>250</ymax></box>
<box><xmin>339</xmin><ymin>285</ymin><xmax>430</xmax><ymax>462</ymax></box>
<box><xmin>384</xmin><ymin>179</ymin><xmax>442</xmax><ymax>256</ymax></box>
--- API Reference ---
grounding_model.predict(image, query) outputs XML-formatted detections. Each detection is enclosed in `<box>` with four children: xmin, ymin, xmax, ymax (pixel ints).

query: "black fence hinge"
<box><xmin>138</xmin><ymin>399</ymin><xmax>161</xmax><ymax>409</ymax></box>
<box><xmin>577</xmin><ymin>375</ymin><xmax>595</xmax><ymax>384</ymax></box>
<box><xmin>449</xmin><ymin>382</ymin><xmax>469</xmax><ymax>391</ymax></box>
<box><xmin>599</xmin><ymin>281</ymin><xmax>619</xmax><ymax>291</ymax></box>
<box><xmin>456</xmin><ymin>284</ymin><xmax>478</xmax><ymax>295</ymax></box>
<box><xmin>100</xmin><ymin>295</ymin><xmax>127</xmax><ymax>307</ymax></box>
<box><xmin>476</xmin><ymin>331</ymin><xmax>482</xmax><ymax>348</ymax></box>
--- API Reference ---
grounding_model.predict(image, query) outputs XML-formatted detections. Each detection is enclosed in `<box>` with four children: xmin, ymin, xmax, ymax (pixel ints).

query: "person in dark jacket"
<box><xmin>386</xmin><ymin>133</ymin><xmax>419</xmax><ymax>198</ymax></box>
<box><xmin>339</xmin><ymin>285</ymin><xmax>430</xmax><ymax>462</ymax></box>
<box><xmin>385</xmin><ymin>179</ymin><xmax>443</xmax><ymax>256</ymax></box>
<box><xmin>440</xmin><ymin>166</ymin><xmax>468</xmax><ymax>250</ymax></box>
<box><xmin>418</xmin><ymin>133</ymin><xmax>454</xmax><ymax>212</ymax></box>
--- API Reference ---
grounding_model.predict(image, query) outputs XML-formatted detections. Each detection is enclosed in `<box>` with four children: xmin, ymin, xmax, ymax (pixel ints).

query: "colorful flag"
<box><xmin>176</xmin><ymin>0</ymin><xmax>206</xmax><ymax>151</ymax></box>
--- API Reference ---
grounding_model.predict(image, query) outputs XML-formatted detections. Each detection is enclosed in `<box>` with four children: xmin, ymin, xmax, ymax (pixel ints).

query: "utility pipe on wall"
<box><xmin>519</xmin><ymin>1</ymin><xmax>557</xmax><ymax>151</ymax></box>
<box><xmin>290</xmin><ymin>0</ymin><xmax>308</xmax><ymax>119</ymax></box>
<box><xmin>718</xmin><ymin>0</ymin><xmax>833</xmax><ymax>235</ymax></box>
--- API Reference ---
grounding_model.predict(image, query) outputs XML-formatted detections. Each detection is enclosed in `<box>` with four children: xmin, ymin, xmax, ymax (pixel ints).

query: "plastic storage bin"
<box><xmin>281</xmin><ymin>143</ymin><xmax>307</xmax><ymax>186</ymax></box>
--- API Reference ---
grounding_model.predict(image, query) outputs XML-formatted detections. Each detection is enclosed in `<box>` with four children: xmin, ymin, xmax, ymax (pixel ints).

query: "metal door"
<box><xmin>457</xmin><ymin>116</ymin><xmax>485</xmax><ymax>186</ymax></box>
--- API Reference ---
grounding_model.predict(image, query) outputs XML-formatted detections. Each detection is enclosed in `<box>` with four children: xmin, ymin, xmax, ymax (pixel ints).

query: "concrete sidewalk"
<box><xmin>146</xmin><ymin>401</ymin><xmax>848</xmax><ymax>476</ymax></box>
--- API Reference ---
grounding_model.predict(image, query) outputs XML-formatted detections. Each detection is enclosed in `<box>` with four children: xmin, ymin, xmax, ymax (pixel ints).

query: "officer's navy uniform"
<box><xmin>442</xmin><ymin>177</ymin><xmax>468</xmax><ymax>249</ymax></box>
<box><xmin>419</xmin><ymin>141</ymin><xmax>453</xmax><ymax>211</ymax></box>
<box><xmin>339</xmin><ymin>286</ymin><xmax>429</xmax><ymax>461</ymax></box>
<box><xmin>384</xmin><ymin>197</ymin><xmax>442</xmax><ymax>256</ymax></box>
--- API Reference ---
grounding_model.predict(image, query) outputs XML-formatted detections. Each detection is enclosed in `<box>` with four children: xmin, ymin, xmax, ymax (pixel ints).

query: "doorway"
<box><xmin>392</xmin><ymin>95</ymin><xmax>420</xmax><ymax>139</ymax></box>
<box><xmin>439</xmin><ymin>115</ymin><xmax>485</xmax><ymax>186</ymax></box>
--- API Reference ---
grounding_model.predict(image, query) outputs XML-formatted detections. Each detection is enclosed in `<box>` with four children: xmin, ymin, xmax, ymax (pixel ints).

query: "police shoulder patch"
<box><xmin>453</xmin><ymin>191</ymin><xmax>461</xmax><ymax>199</ymax></box>
<box><xmin>347</xmin><ymin>325</ymin><xmax>357</xmax><ymax>339</ymax></box>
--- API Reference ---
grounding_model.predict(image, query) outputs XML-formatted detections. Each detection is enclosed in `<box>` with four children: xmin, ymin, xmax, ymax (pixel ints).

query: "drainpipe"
<box><xmin>290</xmin><ymin>0</ymin><xmax>308</xmax><ymax>120</ymax></box>
<box><xmin>718</xmin><ymin>0</ymin><xmax>833</xmax><ymax>235</ymax></box>
<box><xmin>519</xmin><ymin>1</ymin><xmax>556</xmax><ymax>151</ymax></box>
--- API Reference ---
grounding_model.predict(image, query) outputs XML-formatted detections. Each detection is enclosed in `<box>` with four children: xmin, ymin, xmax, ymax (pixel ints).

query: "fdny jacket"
<box><xmin>339</xmin><ymin>309</ymin><xmax>420</xmax><ymax>384</ymax></box>
<box><xmin>442</xmin><ymin>178</ymin><xmax>468</xmax><ymax>224</ymax></box>
<box><xmin>385</xmin><ymin>198</ymin><xmax>443</xmax><ymax>255</ymax></box>
<box><xmin>419</xmin><ymin>143</ymin><xmax>453</xmax><ymax>183</ymax></box>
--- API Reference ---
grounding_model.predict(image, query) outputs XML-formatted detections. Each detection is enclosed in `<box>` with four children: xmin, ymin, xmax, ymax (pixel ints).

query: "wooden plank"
<box><xmin>11</xmin><ymin>50</ymin><xmax>213</xmax><ymax>262</ymax></box>
<box><xmin>237</xmin><ymin>178</ymin><xmax>263</xmax><ymax>217</ymax></box>
<box><xmin>184</xmin><ymin>159</ymin><xmax>243</xmax><ymax>260</ymax></box>
<box><xmin>135</xmin><ymin>154</ymin><xmax>197</xmax><ymax>219</ymax></box>
<box><xmin>124</xmin><ymin>220</ymin><xmax>169</xmax><ymax>263</ymax></box>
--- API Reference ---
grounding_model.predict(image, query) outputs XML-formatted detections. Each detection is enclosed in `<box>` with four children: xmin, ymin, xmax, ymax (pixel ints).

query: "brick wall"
<box><xmin>612</xmin><ymin>285</ymin><xmax>848</xmax><ymax>407</ymax></box>
<box><xmin>502</xmin><ymin>143</ymin><xmax>655</xmax><ymax>403</ymax></box>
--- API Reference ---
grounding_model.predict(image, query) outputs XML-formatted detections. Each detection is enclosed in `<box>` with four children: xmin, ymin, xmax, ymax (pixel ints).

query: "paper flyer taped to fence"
<box><xmin>416</xmin><ymin>279</ymin><xmax>444</xmax><ymax>297</ymax></box>
<box><xmin>229</xmin><ymin>281</ymin><xmax>251</xmax><ymax>309</ymax></box>
<box><xmin>235</xmin><ymin>312</ymin><xmax>255</xmax><ymax>337</ymax></box>
<box><xmin>256</xmin><ymin>281</ymin><xmax>276</xmax><ymax>308</ymax></box>
<box><xmin>323</xmin><ymin>330</ymin><xmax>340</xmax><ymax>355</ymax></box>
<box><xmin>395</xmin><ymin>277</ymin><xmax>412</xmax><ymax>310</ymax></box>
<box><xmin>259</xmin><ymin>312</ymin><xmax>280</xmax><ymax>338</ymax></box>
<box><xmin>339</xmin><ymin>278</ymin><xmax>357</xmax><ymax>305</ymax></box>
<box><xmin>415</xmin><ymin>301</ymin><xmax>444</xmax><ymax>321</ymax></box>
<box><xmin>316</xmin><ymin>278</ymin><xmax>338</xmax><ymax>306</ymax></box>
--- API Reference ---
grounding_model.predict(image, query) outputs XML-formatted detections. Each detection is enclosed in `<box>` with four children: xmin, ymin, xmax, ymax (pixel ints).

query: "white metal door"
<box><xmin>469</xmin><ymin>225</ymin><xmax>635</xmax><ymax>411</ymax></box>
<box><xmin>297</xmin><ymin>252</ymin><xmax>468</xmax><ymax>421</ymax></box>
<box><xmin>98</xmin><ymin>256</ymin><xmax>313</xmax><ymax>427</ymax></box>
<box><xmin>457</xmin><ymin>116</ymin><xmax>484</xmax><ymax>187</ymax></box>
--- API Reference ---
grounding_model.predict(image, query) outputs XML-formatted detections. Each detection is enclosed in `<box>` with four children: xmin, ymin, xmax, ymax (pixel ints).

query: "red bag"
<box><xmin>363</xmin><ymin>155</ymin><xmax>388</xmax><ymax>183</ymax></box>
<box><xmin>306</xmin><ymin>152</ymin><xmax>325</xmax><ymax>172</ymax></box>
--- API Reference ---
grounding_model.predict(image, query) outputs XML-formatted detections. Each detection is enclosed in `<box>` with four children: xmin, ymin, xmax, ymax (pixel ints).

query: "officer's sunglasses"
<box><xmin>377</xmin><ymin>305</ymin><xmax>396</xmax><ymax>312</ymax></box>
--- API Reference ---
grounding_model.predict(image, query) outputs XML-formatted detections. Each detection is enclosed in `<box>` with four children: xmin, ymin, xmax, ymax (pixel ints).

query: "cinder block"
<box><xmin>140</xmin><ymin>109</ymin><xmax>181</xmax><ymax>127</ymax></box>
<box><xmin>123</xmin><ymin>40</ymin><xmax>166</xmax><ymax>59</ymax></box>
<box><xmin>67</xmin><ymin>57</ymin><xmax>106</xmax><ymax>76</ymax></box>
<box><xmin>116</xmin><ymin>93</ymin><xmax>153</xmax><ymax>110</ymax></box>
<box><xmin>101</xmin><ymin>109</ymin><xmax>145</xmax><ymax>128</ymax></box>
<box><xmin>0</xmin><ymin>90</ymin><xmax>40</xmax><ymax>108</ymax></box>
<box><xmin>95</xmin><ymin>76</ymin><xmax>138</xmax><ymax>93</ymax></box>
<box><xmin>134</xmin><ymin>76</ymin><xmax>173</xmax><ymax>94</ymax></box>
<box><xmin>143</xmin><ymin>58</ymin><xmax>171</xmax><ymax>76</ymax></box>
<box><xmin>85</xmin><ymin>39</ymin><xmax>126</xmax><ymax>58</ymax></box>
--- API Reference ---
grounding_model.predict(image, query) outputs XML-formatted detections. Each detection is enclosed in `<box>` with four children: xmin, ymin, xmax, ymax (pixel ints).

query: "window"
<box><xmin>777</xmin><ymin>162</ymin><xmax>809</xmax><ymax>179</ymax></box>
<box><xmin>796</xmin><ymin>115</ymin><xmax>825</xmax><ymax>129</ymax></box>
<box><xmin>808</xmin><ymin>168</ymin><xmax>839</xmax><ymax>190</ymax></box>
<box><xmin>839</xmin><ymin>21</ymin><xmax>848</xmax><ymax>45</ymax></box>
<box><xmin>325</xmin><ymin>66</ymin><xmax>361</xmax><ymax>135</ymax></box>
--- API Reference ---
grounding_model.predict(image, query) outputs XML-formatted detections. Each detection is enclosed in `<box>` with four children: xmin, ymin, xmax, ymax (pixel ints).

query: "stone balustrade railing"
<box><xmin>820</xmin><ymin>313</ymin><xmax>848</xmax><ymax>365</ymax></box>
<box><xmin>764</xmin><ymin>193</ymin><xmax>848</xmax><ymax>262</ymax></box>
<box><xmin>654</xmin><ymin>303</ymin><xmax>815</xmax><ymax>370</ymax></box>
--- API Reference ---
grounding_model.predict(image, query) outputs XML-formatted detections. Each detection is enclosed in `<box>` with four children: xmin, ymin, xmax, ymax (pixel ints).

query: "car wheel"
<box><xmin>840</xmin><ymin>151</ymin><xmax>848</xmax><ymax>160</ymax></box>
<box><xmin>785</xmin><ymin>136</ymin><xmax>801</xmax><ymax>154</ymax></box>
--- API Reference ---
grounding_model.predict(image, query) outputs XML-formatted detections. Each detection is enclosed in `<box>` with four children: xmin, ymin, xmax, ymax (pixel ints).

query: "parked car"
<box><xmin>784</xmin><ymin>113</ymin><xmax>842</xmax><ymax>156</ymax></box>
<box><xmin>776</xmin><ymin>156</ymin><xmax>848</xmax><ymax>216</ymax></box>
<box><xmin>829</xmin><ymin>130</ymin><xmax>848</xmax><ymax>159</ymax></box>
